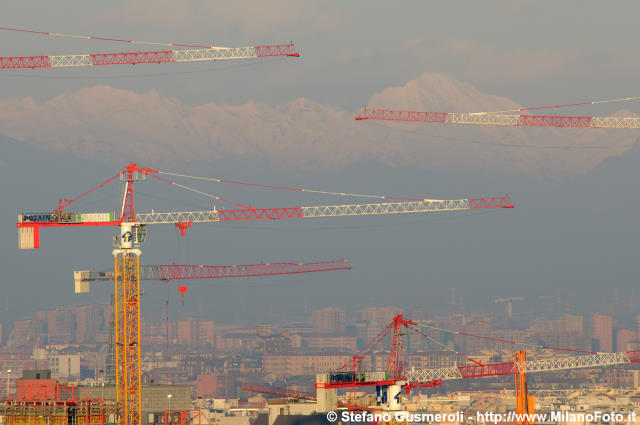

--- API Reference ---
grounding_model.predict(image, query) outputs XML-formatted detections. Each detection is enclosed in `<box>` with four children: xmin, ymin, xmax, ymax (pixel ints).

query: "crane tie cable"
<box><xmin>418</xmin><ymin>322</ymin><xmax>595</xmax><ymax>354</ymax></box>
<box><xmin>156</xmin><ymin>170</ymin><xmax>436</xmax><ymax>201</ymax></box>
<box><xmin>146</xmin><ymin>173</ymin><xmax>251</xmax><ymax>209</ymax></box>
<box><xmin>468</xmin><ymin>96</ymin><xmax>640</xmax><ymax>116</ymax></box>
<box><xmin>408</xmin><ymin>326</ymin><xmax>483</xmax><ymax>366</ymax></box>
<box><xmin>0</xmin><ymin>26</ymin><xmax>237</xmax><ymax>50</ymax></box>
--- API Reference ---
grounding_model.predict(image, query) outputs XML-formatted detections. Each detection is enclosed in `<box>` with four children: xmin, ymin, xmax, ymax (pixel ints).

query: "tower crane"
<box><xmin>17</xmin><ymin>163</ymin><xmax>513</xmax><ymax>425</ymax></box>
<box><xmin>316</xmin><ymin>314</ymin><xmax>640</xmax><ymax>413</ymax></box>
<box><xmin>494</xmin><ymin>295</ymin><xmax>554</xmax><ymax>319</ymax></box>
<box><xmin>494</xmin><ymin>297</ymin><xmax>525</xmax><ymax>319</ymax></box>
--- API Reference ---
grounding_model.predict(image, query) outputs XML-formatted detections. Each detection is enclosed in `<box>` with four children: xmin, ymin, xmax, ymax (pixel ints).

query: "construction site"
<box><xmin>3</xmin><ymin>5</ymin><xmax>640</xmax><ymax>425</ymax></box>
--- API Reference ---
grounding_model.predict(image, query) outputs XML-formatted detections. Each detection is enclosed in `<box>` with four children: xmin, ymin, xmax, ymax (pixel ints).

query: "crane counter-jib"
<box><xmin>17</xmin><ymin>212</ymin><xmax>119</xmax><ymax>249</ymax></box>
<box><xmin>19</xmin><ymin>212</ymin><xmax>116</xmax><ymax>223</ymax></box>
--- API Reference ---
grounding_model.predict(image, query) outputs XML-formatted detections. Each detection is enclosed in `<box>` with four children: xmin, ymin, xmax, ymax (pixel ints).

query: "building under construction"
<box><xmin>1</xmin><ymin>398</ymin><xmax>117</xmax><ymax>425</ymax></box>
<box><xmin>0</xmin><ymin>371</ymin><xmax>191</xmax><ymax>425</ymax></box>
<box><xmin>0</xmin><ymin>371</ymin><xmax>118</xmax><ymax>425</ymax></box>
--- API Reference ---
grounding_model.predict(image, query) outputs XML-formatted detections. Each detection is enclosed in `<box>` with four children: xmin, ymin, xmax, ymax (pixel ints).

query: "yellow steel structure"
<box><xmin>114</xmin><ymin>251</ymin><xmax>142</xmax><ymax>425</ymax></box>
<box><xmin>514</xmin><ymin>350</ymin><xmax>535</xmax><ymax>425</ymax></box>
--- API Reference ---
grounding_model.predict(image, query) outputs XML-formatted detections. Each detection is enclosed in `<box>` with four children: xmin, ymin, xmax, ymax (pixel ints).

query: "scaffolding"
<box><xmin>0</xmin><ymin>399</ymin><xmax>119</xmax><ymax>425</ymax></box>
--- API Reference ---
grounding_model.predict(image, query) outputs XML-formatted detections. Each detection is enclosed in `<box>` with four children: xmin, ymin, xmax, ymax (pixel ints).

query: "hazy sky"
<box><xmin>3</xmin><ymin>1</ymin><xmax>640</xmax><ymax>110</ymax></box>
<box><xmin>2</xmin><ymin>1</ymin><xmax>640</xmax><ymax>325</ymax></box>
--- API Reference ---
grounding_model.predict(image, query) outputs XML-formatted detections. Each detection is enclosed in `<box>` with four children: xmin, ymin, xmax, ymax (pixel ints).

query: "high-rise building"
<box><xmin>198</xmin><ymin>320</ymin><xmax>215</xmax><ymax>346</ymax></box>
<box><xmin>616</xmin><ymin>329</ymin><xmax>636</xmax><ymax>352</ymax></box>
<box><xmin>72</xmin><ymin>305</ymin><xmax>102</xmax><ymax>343</ymax></box>
<box><xmin>529</xmin><ymin>314</ymin><xmax>586</xmax><ymax>351</ymax></box>
<box><xmin>45</xmin><ymin>308</ymin><xmax>75</xmax><ymax>345</ymax></box>
<box><xmin>312</xmin><ymin>307</ymin><xmax>347</xmax><ymax>333</ymax></box>
<box><xmin>591</xmin><ymin>314</ymin><xmax>613</xmax><ymax>352</ymax></box>
<box><xmin>177</xmin><ymin>318</ymin><xmax>215</xmax><ymax>347</ymax></box>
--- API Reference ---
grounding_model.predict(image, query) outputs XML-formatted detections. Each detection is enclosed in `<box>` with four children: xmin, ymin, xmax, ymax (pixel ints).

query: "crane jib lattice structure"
<box><xmin>74</xmin><ymin>260</ymin><xmax>352</xmax><ymax>288</ymax></box>
<box><xmin>17</xmin><ymin>164</ymin><xmax>513</xmax><ymax>425</ymax></box>
<box><xmin>0</xmin><ymin>44</ymin><xmax>299</xmax><ymax>69</ymax></box>
<box><xmin>356</xmin><ymin>107</ymin><xmax>640</xmax><ymax>129</ymax></box>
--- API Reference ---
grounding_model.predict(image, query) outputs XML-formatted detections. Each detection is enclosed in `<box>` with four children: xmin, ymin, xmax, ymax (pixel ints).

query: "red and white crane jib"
<box><xmin>356</xmin><ymin>107</ymin><xmax>640</xmax><ymax>129</ymax></box>
<box><xmin>76</xmin><ymin>260</ymin><xmax>351</xmax><ymax>283</ymax></box>
<box><xmin>17</xmin><ymin>196</ymin><xmax>512</xmax><ymax>249</ymax></box>
<box><xmin>135</xmin><ymin>196</ymin><xmax>512</xmax><ymax>223</ymax></box>
<box><xmin>405</xmin><ymin>350</ymin><xmax>640</xmax><ymax>384</ymax></box>
<box><xmin>0</xmin><ymin>44</ymin><xmax>299</xmax><ymax>69</ymax></box>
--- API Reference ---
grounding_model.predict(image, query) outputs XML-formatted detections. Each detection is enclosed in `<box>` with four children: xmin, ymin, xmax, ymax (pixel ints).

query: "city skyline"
<box><xmin>2</xmin><ymin>2</ymin><xmax>640</xmax><ymax>423</ymax></box>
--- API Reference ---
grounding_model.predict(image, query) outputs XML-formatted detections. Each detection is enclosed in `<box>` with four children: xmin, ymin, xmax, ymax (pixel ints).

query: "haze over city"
<box><xmin>2</xmin><ymin>2</ymin><xmax>640</xmax><ymax>425</ymax></box>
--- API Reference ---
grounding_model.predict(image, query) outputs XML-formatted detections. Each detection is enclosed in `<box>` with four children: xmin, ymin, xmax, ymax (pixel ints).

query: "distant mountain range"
<box><xmin>1</xmin><ymin>72</ymin><xmax>637</xmax><ymax>176</ymax></box>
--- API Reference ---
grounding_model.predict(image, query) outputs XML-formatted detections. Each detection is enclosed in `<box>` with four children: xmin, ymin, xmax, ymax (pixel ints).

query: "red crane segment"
<box><xmin>387</xmin><ymin>315</ymin><xmax>416</xmax><ymax>380</ymax></box>
<box><xmin>337</xmin><ymin>314</ymin><xmax>416</xmax><ymax>380</ymax></box>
